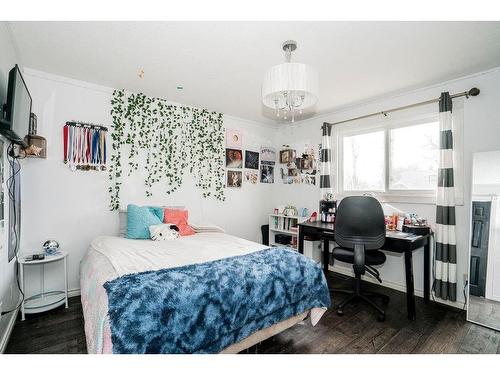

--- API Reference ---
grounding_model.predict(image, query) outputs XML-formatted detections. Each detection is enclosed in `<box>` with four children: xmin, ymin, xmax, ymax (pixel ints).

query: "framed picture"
<box><xmin>280</xmin><ymin>149</ymin><xmax>296</xmax><ymax>164</ymax></box>
<box><xmin>226</xmin><ymin>129</ymin><xmax>243</xmax><ymax>149</ymax></box>
<box><xmin>301</xmin><ymin>174</ymin><xmax>316</xmax><ymax>185</ymax></box>
<box><xmin>226</xmin><ymin>148</ymin><xmax>243</xmax><ymax>168</ymax></box>
<box><xmin>260</xmin><ymin>164</ymin><xmax>274</xmax><ymax>183</ymax></box>
<box><xmin>260</xmin><ymin>147</ymin><xmax>276</xmax><ymax>165</ymax></box>
<box><xmin>300</xmin><ymin>156</ymin><xmax>314</xmax><ymax>170</ymax></box>
<box><xmin>227</xmin><ymin>170</ymin><xmax>242</xmax><ymax>187</ymax></box>
<box><xmin>245</xmin><ymin>150</ymin><xmax>259</xmax><ymax>169</ymax></box>
<box><xmin>244</xmin><ymin>170</ymin><xmax>258</xmax><ymax>184</ymax></box>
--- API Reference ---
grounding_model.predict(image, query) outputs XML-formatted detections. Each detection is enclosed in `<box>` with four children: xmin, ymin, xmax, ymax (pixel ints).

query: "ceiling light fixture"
<box><xmin>262</xmin><ymin>40</ymin><xmax>318</xmax><ymax>123</ymax></box>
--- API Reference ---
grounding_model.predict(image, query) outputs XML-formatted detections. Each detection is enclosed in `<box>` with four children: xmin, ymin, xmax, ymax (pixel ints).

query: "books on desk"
<box><xmin>386</xmin><ymin>230</ymin><xmax>419</xmax><ymax>239</ymax></box>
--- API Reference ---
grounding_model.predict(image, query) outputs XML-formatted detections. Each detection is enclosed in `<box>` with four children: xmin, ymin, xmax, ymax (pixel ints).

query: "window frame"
<box><xmin>335</xmin><ymin>113</ymin><xmax>449</xmax><ymax>204</ymax></box>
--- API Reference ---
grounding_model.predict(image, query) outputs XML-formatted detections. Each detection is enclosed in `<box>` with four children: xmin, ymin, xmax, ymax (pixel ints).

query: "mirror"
<box><xmin>467</xmin><ymin>151</ymin><xmax>500</xmax><ymax>331</ymax></box>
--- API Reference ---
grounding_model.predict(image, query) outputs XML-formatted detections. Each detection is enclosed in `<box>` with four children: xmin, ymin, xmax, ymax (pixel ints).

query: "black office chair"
<box><xmin>331</xmin><ymin>196</ymin><xmax>389</xmax><ymax>321</ymax></box>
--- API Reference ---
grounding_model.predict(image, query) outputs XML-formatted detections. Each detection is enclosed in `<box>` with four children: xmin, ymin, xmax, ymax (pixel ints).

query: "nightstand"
<box><xmin>18</xmin><ymin>250</ymin><xmax>68</xmax><ymax>321</ymax></box>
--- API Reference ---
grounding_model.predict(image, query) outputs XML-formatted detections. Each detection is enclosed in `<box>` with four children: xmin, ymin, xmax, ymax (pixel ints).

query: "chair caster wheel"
<box><xmin>377</xmin><ymin>313</ymin><xmax>386</xmax><ymax>322</ymax></box>
<box><xmin>337</xmin><ymin>309</ymin><xmax>344</xmax><ymax>316</ymax></box>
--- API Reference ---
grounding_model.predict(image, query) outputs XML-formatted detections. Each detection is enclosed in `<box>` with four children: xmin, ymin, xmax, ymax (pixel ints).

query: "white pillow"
<box><xmin>149</xmin><ymin>224</ymin><xmax>180</xmax><ymax>241</ymax></box>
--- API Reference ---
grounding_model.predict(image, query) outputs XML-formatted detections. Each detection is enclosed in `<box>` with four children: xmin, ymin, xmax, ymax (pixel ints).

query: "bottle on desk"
<box><xmin>320</xmin><ymin>199</ymin><xmax>337</xmax><ymax>223</ymax></box>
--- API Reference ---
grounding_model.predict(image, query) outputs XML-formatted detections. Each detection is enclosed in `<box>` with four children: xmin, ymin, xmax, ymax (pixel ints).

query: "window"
<box><xmin>340</xmin><ymin>119</ymin><xmax>440</xmax><ymax>198</ymax></box>
<box><xmin>389</xmin><ymin>122</ymin><xmax>439</xmax><ymax>190</ymax></box>
<box><xmin>343</xmin><ymin>131</ymin><xmax>385</xmax><ymax>191</ymax></box>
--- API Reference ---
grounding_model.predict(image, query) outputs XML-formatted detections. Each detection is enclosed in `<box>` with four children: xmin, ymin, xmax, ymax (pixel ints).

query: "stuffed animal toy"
<box><xmin>149</xmin><ymin>224</ymin><xmax>180</xmax><ymax>241</ymax></box>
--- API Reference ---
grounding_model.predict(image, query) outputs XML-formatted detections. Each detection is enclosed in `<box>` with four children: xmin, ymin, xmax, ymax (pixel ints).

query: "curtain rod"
<box><xmin>323</xmin><ymin>87</ymin><xmax>480</xmax><ymax>128</ymax></box>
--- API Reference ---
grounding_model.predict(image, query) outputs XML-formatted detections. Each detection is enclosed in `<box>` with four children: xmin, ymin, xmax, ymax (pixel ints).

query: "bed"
<box><xmin>80</xmin><ymin>232</ymin><xmax>330</xmax><ymax>354</ymax></box>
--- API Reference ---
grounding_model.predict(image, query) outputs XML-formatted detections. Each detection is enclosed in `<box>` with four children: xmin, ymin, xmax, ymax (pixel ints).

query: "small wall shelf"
<box><xmin>24</xmin><ymin>134</ymin><xmax>47</xmax><ymax>159</ymax></box>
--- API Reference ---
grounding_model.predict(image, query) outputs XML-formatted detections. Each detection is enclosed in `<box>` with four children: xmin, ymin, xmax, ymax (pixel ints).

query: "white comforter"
<box><xmin>90</xmin><ymin>232</ymin><xmax>268</xmax><ymax>277</ymax></box>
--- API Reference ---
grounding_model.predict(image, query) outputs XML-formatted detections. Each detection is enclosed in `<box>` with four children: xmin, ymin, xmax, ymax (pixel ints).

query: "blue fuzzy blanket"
<box><xmin>104</xmin><ymin>247</ymin><xmax>331</xmax><ymax>353</ymax></box>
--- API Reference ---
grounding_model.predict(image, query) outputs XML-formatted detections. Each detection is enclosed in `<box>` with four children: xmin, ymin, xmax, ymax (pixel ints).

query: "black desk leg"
<box><xmin>424</xmin><ymin>239</ymin><xmax>430</xmax><ymax>304</ymax></box>
<box><xmin>323</xmin><ymin>239</ymin><xmax>330</xmax><ymax>273</ymax></box>
<box><xmin>298</xmin><ymin>227</ymin><xmax>304</xmax><ymax>255</ymax></box>
<box><xmin>404</xmin><ymin>250</ymin><xmax>416</xmax><ymax>320</ymax></box>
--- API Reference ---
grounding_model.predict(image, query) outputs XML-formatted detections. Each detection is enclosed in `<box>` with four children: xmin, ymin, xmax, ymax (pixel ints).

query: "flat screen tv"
<box><xmin>1</xmin><ymin>64</ymin><xmax>31</xmax><ymax>148</ymax></box>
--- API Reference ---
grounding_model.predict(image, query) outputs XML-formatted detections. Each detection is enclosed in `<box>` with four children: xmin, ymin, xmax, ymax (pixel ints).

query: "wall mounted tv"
<box><xmin>1</xmin><ymin>64</ymin><xmax>31</xmax><ymax>148</ymax></box>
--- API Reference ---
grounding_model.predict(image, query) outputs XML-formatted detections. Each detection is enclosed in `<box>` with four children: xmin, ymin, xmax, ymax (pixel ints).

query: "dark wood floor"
<box><xmin>5</xmin><ymin>272</ymin><xmax>500</xmax><ymax>354</ymax></box>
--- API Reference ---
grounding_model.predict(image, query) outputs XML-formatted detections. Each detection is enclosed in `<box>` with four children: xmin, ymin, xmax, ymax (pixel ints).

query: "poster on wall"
<box><xmin>244</xmin><ymin>150</ymin><xmax>259</xmax><ymax>169</ymax></box>
<box><xmin>226</xmin><ymin>129</ymin><xmax>243</xmax><ymax>149</ymax></box>
<box><xmin>227</xmin><ymin>170</ymin><xmax>242</xmax><ymax>187</ymax></box>
<box><xmin>244</xmin><ymin>170</ymin><xmax>258</xmax><ymax>184</ymax></box>
<box><xmin>260</xmin><ymin>164</ymin><xmax>274</xmax><ymax>183</ymax></box>
<box><xmin>279</xmin><ymin>149</ymin><xmax>296</xmax><ymax>165</ymax></box>
<box><xmin>226</xmin><ymin>148</ymin><xmax>243</xmax><ymax>168</ymax></box>
<box><xmin>301</xmin><ymin>174</ymin><xmax>316</xmax><ymax>185</ymax></box>
<box><xmin>260</xmin><ymin>147</ymin><xmax>276</xmax><ymax>165</ymax></box>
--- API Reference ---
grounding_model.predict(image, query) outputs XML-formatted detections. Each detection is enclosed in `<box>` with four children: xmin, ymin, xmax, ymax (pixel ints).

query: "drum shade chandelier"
<box><xmin>262</xmin><ymin>40</ymin><xmax>318</xmax><ymax>122</ymax></box>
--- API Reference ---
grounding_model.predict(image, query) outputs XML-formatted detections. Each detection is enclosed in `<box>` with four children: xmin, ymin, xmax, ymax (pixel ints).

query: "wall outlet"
<box><xmin>463</xmin><ymin>273</ymin><xmax>468</xmax><ymax>284</ymax></box>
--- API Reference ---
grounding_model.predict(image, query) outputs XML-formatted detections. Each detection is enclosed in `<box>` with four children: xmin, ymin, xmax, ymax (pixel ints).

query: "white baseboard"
<box><xmin>68</xmin><ymin>288</ymin><xmax>81</xmax><ymax>298</ymax></box>
<box><xmin>329</xmin><ymin>265</ymin><xmax>464</xmax><ymax>310</ymax></box>
<box><xmin>0</xmin><ymin>306</ymin><xmax>19</xmax><ymax>354</ymax></box>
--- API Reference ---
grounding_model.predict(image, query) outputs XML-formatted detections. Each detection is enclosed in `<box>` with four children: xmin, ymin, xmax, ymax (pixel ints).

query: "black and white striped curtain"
<box><xmin>434</xmin><ymin>92</ymin><xmax>457</xmax><ymax>301</ymax></box>
<box><xmin>320</xmin><ymin>123</ymin><xmax>333</xmax><ymax>199</ymax></box>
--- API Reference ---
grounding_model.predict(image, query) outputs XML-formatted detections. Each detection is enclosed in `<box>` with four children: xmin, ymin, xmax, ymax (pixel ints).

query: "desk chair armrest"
<box><xmin>353</xmin><ymin>243</ymin><xmax>365</xmax><ymax>275</ymax></box>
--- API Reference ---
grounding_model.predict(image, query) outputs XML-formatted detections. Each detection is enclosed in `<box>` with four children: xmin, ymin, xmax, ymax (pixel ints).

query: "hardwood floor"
<box><xmin>5</xmin><ymin>272</ymin><xmax>500</xmax><ymax>354</ymax></box>
<box><xmin>468</xmin><ymin>296</ymin><xmax>500</xmax><ymax>331</ymax></box>
<box><xmin>5</xmin><ymin>296</ymin><xmax>87</xmax><ymax>354</ymax></box>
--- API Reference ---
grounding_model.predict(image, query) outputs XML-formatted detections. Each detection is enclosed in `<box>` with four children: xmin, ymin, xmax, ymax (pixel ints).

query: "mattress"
<box><xmin>80</xmin><ymin>233</ymin><xmax>326</xmax><ymax>353</ymax></box>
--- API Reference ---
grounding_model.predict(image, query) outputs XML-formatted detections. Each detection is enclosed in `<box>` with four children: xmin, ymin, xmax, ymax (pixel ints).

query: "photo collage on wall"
<box><xmin>279</xmin><ymin>143</ymin><xmax>318</xmax><ymax>185</ymax></box>
<box><xmin>225</xmin><ymin>129</ymin><xmax>275</xmax><ymax>187</ymax></box>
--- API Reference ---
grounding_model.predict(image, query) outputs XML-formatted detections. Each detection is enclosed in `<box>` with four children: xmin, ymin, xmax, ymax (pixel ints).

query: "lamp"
<box><xmin>262</xmin><ymin>40</ymin><xmax>318</xmax><ymax>122</ymax></box>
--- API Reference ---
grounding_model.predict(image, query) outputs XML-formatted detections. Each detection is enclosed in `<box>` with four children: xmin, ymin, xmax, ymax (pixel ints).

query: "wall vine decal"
<box><xmin>109</xmin><ymin>89</ymin><xmax>225</xmax><ymax>210</ymax></box>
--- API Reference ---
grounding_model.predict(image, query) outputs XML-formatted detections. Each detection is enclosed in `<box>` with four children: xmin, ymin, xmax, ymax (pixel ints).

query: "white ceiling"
<box><xmin>7</xmin><ymin>21</ymin><xmax>500</xmax><ymax>124</ymax></box>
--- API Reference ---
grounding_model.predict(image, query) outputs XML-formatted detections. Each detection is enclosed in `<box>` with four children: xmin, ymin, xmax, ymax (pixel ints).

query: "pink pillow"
<box><xmin>164</xmin><ymin>209</ymin><xmax>195</xmax><ymax>236</ymax></box>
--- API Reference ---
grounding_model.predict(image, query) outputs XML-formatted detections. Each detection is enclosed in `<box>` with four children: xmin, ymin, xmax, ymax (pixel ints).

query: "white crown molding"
<box><xmin>24</xmin><ymin>63</ymin><xmax>500</xmax><ymax>131</ymax></box>
<box><xmin>23</xmin><ymin>68</ymin><xmax>115</xmax><ymax>94</ymax></box>
<box><xmin>224</xmin><ymin>114</ymin><xmax>279</xmax><ymax>130</ymax></box>
<box><xmin>288</xmin><ymin>65</ymin><xmax>500</xmax><ymax>127</ymax></box>
<box><xmin>23</xmin><ymin>68</ymin><xmax>275</xmax><ymax>129</ymax></box>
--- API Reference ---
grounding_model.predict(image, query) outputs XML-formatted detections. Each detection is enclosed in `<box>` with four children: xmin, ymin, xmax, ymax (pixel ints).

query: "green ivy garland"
<box><xmin>109</xmin><ymin>89</ymin><xmax>225</xmax><ymax>210</ymax></box>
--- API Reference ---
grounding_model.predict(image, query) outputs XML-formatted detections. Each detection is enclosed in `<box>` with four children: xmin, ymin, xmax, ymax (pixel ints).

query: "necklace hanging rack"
<box><xmin>63</xmin><ymin>121</ymin><xmax>108</xmax><ymax>171</ymax></box>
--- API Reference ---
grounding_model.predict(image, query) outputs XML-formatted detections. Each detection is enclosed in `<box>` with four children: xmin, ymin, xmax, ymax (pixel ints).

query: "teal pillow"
<box><xmin>126</xmin><ymin>204</ymin><xmax>164</xmax><ymax>239</ymax></box>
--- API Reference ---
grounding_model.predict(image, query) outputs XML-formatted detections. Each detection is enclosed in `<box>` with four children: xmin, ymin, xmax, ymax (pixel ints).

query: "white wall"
<box><xmin>273</xmin><ymin>67</ymin><xmax>500</xmax><ymax>306</ymax></box>
<box><xmin>0</xmin><ymin>22</ymin><xmax>20</xmax><ymax>351</ymax></box>
<box><xmin>9</xmin><ymin>58</ymin><xmax>500</xmax><ymax>314</ymax></box>
<box><xmin>20</xmin><ymin>69</ymin><xmax>277</xmax><ymax>297</ymax></box>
